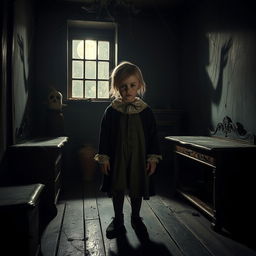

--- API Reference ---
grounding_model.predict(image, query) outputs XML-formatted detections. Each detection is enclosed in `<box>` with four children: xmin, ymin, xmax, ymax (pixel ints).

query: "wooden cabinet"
<box><xmin>5</xmin><ymin>137</ymin><xmax>68</xmax><ymax>224</ymax></box>
<box><xmin>165</xmin><ymin>135</ymin><xmax>256</xmax><ymax>234</ymax></box>
<box><xmin>0</xmin><ymin>184</ymin><xmax>45</xmax><ymax>256</ymax></box>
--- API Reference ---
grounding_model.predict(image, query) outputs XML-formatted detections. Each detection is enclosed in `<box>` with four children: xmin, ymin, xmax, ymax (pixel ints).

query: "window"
<box><xmin>68</xmin><ymin>21</ymin><xmax>117</xmax><ymax>100</ymax></box>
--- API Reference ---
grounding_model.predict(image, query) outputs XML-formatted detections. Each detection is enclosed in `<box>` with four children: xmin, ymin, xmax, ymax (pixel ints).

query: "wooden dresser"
<box><xmin>165</xmin><ymin>117</ymin><xmax>256</xmax><ymax>234</ymax></box>
<box><xmin>5</xmin><ymin>137</ymin><xmax>68</xmax><ymax>225</ymax></box>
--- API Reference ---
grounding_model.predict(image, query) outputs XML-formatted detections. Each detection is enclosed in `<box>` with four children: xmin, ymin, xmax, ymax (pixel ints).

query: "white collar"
<box><xmin>111</xmin><ymin>97</ymin><xmax>148</xmax><ymax>114</ymax></box>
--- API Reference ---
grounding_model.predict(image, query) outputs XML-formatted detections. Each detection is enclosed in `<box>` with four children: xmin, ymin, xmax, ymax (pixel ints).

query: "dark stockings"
<box><xmin>112</xmin><ymin>192</ymin><xmax>142</xmax><ymax>219</ymax></box>
<box><xmin>131</xmin><ymin>197</ymin><xmax>142</xmax><ymax>218</ymax></box>
<box><xmin>112</xmin><ymin>192</ymin><xmax>124</xmax><ymax>220</ymax></box>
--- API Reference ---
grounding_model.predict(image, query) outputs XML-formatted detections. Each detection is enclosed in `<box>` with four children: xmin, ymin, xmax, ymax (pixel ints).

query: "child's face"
<box><xmin>118</xmin><ymin>75</ymin><xmax>141</xmax><ymax>102</ymax></box>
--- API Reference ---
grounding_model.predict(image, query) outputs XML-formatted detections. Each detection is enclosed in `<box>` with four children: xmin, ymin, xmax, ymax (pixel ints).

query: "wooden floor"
<box><xmin>41</xmin><ymin>172</ymin><xmax>256</xmax><ymax>256</ymax></box>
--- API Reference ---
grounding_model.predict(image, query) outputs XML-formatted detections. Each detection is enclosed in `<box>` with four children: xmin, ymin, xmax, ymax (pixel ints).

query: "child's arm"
<box><xmin>146</xmin><ymin>108</ymin><xmax>162</xmax><ymax>171</ymax></box>
<box><xmin>146</xmin><ymin>161</ymin><xmax>157</xmax><ymax>176</ymax></box>
<box><xmin>100</xmin><ymin>161</ymin><xmax>110</xmax><ymax>175</ymax></box>
<box><xmin>94</xmin><ymin>108</ymin><xmax>111</xmax><ymax>175</ymax></box>
<box><xmin>94</xmin><ymin>154</ymin><xmax>110</xmax><ymax>175</ymax></box>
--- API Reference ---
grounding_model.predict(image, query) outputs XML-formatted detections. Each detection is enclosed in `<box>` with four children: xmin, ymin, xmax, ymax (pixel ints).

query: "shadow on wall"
<box><xmin>182</xmin><ymin>0</ymin><xmax>256</xmax><ymax>136</ymax></box>
<box><xmin>200</xmin><ymin>33</ymin><xmax>232</xmax><ymax>134</ymax></box>
<box><xmin>183</xmin><ymin>30</ymin><xmax>233</xmax><ymax>135</ymax></box>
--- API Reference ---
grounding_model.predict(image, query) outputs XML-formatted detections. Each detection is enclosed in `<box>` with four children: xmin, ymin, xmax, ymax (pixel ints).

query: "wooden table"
<box><xmin>165</xmin><ymin>135</ymin><xmax>256</xmax><ymax>233</ymax></box>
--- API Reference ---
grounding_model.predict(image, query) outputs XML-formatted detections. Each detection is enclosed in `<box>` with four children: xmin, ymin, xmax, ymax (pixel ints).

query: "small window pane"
<box><xmin>85</xmin><ymin>40</ymin><xmax>96</xmax><ymax>60</ymax></box>
<box><xmin>85</xmin><ymin>80</ymin><xmax>96</xmax><ymax>98</ymax></box>
<box><xmin>98</xmin><ymin>81</ymin><xmax>109</xmax><ymax>98</ymax></box>
<box><xmin>85</xmin><ymin>61</ymin><xmax>96</xmax><ymax>79</ymax></box>
<box><xmin>72</xmin><ymin>40</ymin><xmax>84</xmax><ymax>59</ymax></box>
<box><xmin>98</xmin><ymin>62</ymin><xmax>109</xmax><ymax>79</ymax></box>
<box><xmin>98</xmin><ymin>41</ymin><xmax>109</xmax><ymax>60</ymax></box>
<box><xmin>72</xmin><ymin>80</ymin><xmax>83</xmax><ymax>98</ymax></box>
<box><xmin>72</xmin><ymin>61</ymin><xmax>84</xmax><ymax>78</ymax></box>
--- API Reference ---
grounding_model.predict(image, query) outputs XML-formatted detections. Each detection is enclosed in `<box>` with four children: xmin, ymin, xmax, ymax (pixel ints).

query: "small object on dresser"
<box><xmin>46</xmin><ymin>88</ymin><xmax>66</xmax><ymax>137</ymax></box>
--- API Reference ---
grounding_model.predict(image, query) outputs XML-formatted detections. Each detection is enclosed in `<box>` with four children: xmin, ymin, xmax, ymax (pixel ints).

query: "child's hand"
<box><xmin>146</xmin><ymin>161</ymin><xmax>156</xmax><ymax>176</ymax></box>
<box><xmin>100</xmin><ymin>161</ymin><xmax>110</xmax><ymax>175</ymax></box>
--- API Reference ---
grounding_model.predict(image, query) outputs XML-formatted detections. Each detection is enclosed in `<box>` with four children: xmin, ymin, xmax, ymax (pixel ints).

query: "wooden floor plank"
<box><xmin>159</xmin><ymin>194</ymin><xmax>256</xmax><ymax>256</ymax></box>
<box><xmin>122</xmin><ymin>196</ymin><xmax>141</xmax><ymax>249</ymax></box>
<box><xmin>159</xmin><ymin>195</ymin><xmax>231</xmax><ymax>256</ymax></box>
<box><xmin>175</xmin><ymin>207</ymin><xmax>256</xmax><ymax>256</ymax></box>
<box><xmin>84</xmin><ymin>181</ymin><xmax>100</xmax><ymax>220</ymax></box>
<box><xmin>126</xmin><ymin>196</ymin><xmax>184</xmax><ymax>256</ymax></box>
<box><xmin>135</xmin><ymin>197</ymin><xmax>183</xmax><ymax>256</ymax></box>
<box><xmin>97</xmin><ymin>195</ymin><xmax>140</xmax><ymax>256</ymax></box>
<box><xmin>85</xmin><ymin>219</ymin><xmax>105</xmax><ymax>256</ymax></box>
<box><xmin>146</xmin><ymin>195</ymin><xmax>211</xmax><ymax>256</ymax></box>
<box><xmin>98</xmin><ymin>194</ymin><xmax>183</xmax><ymax>256</ymax></box>
<box><xmin>40</xmin><ymin>175</ymin><xmax>256</xmax><ymax>256</ymax></box>
<box><xmin>97</xmin><ymin>195</ymin><xmax>145</xmax><ymax>256</ymax></box>
<box><xmin>83</xmin><ymin>181</ymin><xmax>105</xmax><ymax>255</ymax></box>
<box><xmin>57</xmin><ymin>199</ymin><xmax>85</xmax><ymax>256</ymax></box>
<box><xmin>41</xmin><ymin>203</ymin><xmax>65</xmax><ymax>256</ymax></box>
<box><xmin>97</xmin><ymin>195</ymin><xmax>118</xmax><ymax>255</ymax></box>
<box><xmin>84</xmin><ymin>197</ymin><xmax>99</xmax><ymax>220</ymax></box>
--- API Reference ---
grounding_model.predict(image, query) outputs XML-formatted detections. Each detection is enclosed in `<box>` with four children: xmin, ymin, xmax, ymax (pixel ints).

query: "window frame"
<box><xmin>67</xmin><ymin>21</ymin><xmax>117</xmax><ymax>101</ymax></box>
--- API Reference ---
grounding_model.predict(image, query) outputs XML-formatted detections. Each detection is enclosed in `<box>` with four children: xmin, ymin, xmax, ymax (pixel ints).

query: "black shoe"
<box><xmin>131</xmin><ymin>216</ymin><xmax>147</xmax><ymax>232</ymax></box>
<box><xmin>106</xmin><ymin>216</ymin><xmax>126</xmax><ymax>239</ymax></box>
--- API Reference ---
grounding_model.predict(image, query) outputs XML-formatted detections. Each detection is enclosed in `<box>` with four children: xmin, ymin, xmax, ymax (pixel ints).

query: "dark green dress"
<box><xmin>111</xmin><ymin>112</ymin><xmax>149</xmax><ymax>198</ymax></box>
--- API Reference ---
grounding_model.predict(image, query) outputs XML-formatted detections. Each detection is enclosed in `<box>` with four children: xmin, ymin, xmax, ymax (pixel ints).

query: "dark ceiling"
<box><xmin>53</xmin><ymin>0</ymin><xmax>192</xmax><ymax>19</ymax></box>
<box><xmin>58</xmin><ymin>0</ymin><xmax>185</xmax><ymax>8</ymax></box>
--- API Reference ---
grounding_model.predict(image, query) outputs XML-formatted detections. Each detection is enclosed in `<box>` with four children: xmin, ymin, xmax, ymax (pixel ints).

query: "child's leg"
<box><xmin>130</xmin><ymin>197</ymin><xmax>147</xmax><ymax>231</ymax></box>
<box><xmin>112</xmin><ymin>191</ymin><xmax>125</xmax><ymax>220</ymax></box>
<box><xmin>106</xmin><ymin>191</ymin><xmax>126</xmax><ymax>238</ymax></box>
<box><xmin>130</xmin><ymin>197</ymin><xmax>142</xmax><ymax>218</ymax></box>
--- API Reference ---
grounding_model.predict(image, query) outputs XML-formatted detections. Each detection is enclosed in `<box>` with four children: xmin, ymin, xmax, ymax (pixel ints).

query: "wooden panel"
<box><xmin>12</xmin><ymin>137</ymin><xmax>68</xmax><ymax>148</ymax></box>
<box><xmin>54</xmin><ymin>171</ymin><xmax>61</xmax><ymax>204</ymax></box>
<box><xmin>175</xmin><ymin>145</ymin><xmax>215</xmax><ymax>167</ymax></box>
<box><xmin>178</xmin><ymin>190</ymin><xmax>214</xmax><ymax>218</ymax></box>
<box><xmin>166</xmin><ymin>136</ymin><xmax>256</xmax><ymax>150</ymax></box>
<box><xmin>54</xmin><ymin>153</ymin><xmax>62</xmax><ymax>178</ymax></box>
<box><xmin>153</xmin><ymin>109</ymin><xmax>186</xmax><ymax>136</ymax></box>
<box><xmin>57</xmin><ymin>200</ymin><xmax>85</xmax><ymax>256</ymax></box>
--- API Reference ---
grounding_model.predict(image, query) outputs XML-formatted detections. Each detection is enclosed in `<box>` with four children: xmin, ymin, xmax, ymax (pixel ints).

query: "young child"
<box><xmin>94</xmin><ymin>61</ymin><xmax>162</xmax><ymax>238</ymax></box>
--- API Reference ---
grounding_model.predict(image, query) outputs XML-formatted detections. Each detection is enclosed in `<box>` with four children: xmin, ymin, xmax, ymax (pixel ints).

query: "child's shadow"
<box><xmin>109</xmin><ymin>224</ymin><xmax>173</xmax><ymax>256</ymax></box>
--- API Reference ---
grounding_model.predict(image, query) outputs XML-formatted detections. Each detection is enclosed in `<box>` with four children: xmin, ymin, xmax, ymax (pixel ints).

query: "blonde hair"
<box><xmin>109</xmin><ymin>61</ymin><xmax>146</xmax><ymax>99</ymax></box>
